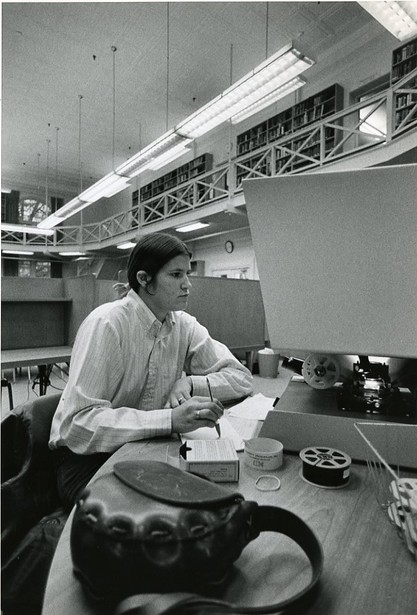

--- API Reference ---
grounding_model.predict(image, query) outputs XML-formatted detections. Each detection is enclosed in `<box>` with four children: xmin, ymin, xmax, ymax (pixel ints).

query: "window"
<box><xmin>17</xmin><ymin>259</ymin><xmax>51</xmax><ymax>278</ymax></box>
<box><xmin>18</xmin><ymin>197</ymin><xmax>51</xmax><ymax>224</ymax></box>
<box><xmin>359</xmin><ymin>93</ymin><xmax>387</xmax><ymax>137</ymax></box>
<box><xmin>1</xmin><ymin>192</ymin><xmax>7</xmax><ymax>222</ymax></box>
<box><xmin>18</xmin><ymin>260</ymin><xmax>32</xmax><ymax>277</ymax></box>
<box><xmin>351</xmin><ymin>75</ymin><xmax>390</xmax><ymax>142</ymax></box>
<box><xmin>35</xmin><ymin>261</ymin><xmax>51</xmax><ymax>278</ymax></box>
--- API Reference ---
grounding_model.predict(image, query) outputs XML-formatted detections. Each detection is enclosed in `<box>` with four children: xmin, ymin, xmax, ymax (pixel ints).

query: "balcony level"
<box><xmin>2</xmin><ymin>70</ymin><xmax>416</xmax><ymax>256</ymax></box>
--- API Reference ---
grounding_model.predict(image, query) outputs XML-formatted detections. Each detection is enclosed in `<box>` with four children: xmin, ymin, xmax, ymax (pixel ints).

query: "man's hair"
<box><xmin>127</xmin><ymin>232</ymin><xmax>192</xmax><ymax>292</ymax></box>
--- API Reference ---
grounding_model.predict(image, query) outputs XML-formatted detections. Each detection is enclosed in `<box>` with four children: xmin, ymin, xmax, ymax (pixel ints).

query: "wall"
<box><xmin>189</xmin><ymin>228</ymin><xmax>259</xmax><ymax>279</ymax></box>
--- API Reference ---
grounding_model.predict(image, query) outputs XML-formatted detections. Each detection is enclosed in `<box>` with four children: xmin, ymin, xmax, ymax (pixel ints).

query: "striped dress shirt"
<box><xmin>49</xmin><ymin>289</ymin><xmax>253</xmax><ymax>454</ymax></box>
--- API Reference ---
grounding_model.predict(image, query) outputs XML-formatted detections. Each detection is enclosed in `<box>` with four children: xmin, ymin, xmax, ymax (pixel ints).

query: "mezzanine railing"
<box><xmin>2</xmin><ymin>68</ymin><xmax>416</xmax><ymax>253</ymax></box>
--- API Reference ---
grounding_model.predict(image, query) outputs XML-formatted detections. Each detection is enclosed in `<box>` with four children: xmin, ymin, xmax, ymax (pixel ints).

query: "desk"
<box><xmin>43</xmin><ymin>429</ymin><xmax>417</xmax><ymax>613</ymax></box>
<box><xmin>1</xmin><ymin>346</ymin><xmax>72</xmax><ymax>395</ymax></box>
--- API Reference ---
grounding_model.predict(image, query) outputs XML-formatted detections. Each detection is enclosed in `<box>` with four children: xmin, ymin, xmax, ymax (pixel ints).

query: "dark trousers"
<box><xmin>53</xmin><ymin>447</ymin><xmax>111</xmax><ymax>512</ymax></box>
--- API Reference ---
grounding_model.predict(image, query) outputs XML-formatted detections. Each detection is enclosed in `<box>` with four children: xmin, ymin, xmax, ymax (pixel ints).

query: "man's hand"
<box><xmin>171</xmin><ymin>396</ymin><xmax>224</xmax><ymax>434</ymax></box>
<box><xmin>164</xmin><ymin>376</ymin><xmax>193</xmax><ymax>408</ymax></box>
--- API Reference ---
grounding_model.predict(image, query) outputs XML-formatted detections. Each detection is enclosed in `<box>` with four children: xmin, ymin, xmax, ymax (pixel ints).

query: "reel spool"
<box><xmin>302</xmin><ymin>354</ymin><xmax>340</xmax><ymax>389</ymax></box>
<box><xmin>299</xmin><ymin>446</ymin><xmax>351</xmax><ymax>489</ymax></box>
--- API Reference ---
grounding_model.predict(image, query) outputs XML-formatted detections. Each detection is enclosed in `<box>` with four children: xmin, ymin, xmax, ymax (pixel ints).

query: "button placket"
<box><xmin>144</xmin><ymin>329</ymin><xmax>162</xmax><ymax>406</ymax></box>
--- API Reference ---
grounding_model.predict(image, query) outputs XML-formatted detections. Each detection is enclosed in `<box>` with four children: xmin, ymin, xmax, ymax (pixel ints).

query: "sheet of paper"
<box><xmin>228</xmin><ymin>392</ymin><xmax>275</xmax><ymax>421</ymax></box>
<box><xmin>228</xmin><ymin>416</ymin><xmax>259</xmax><ymax>441</ymax></box>
<box><xmin>180</xmin><ymin>415</ymin><xmax>244</xmax><ymax>451</ymax></box>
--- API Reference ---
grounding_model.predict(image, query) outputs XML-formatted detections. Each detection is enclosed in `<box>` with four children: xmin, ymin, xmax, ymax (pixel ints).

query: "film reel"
<box><xmin>299</xmin><ymin>446</ymin><xmax>351</xmax><ymax>489</ymax></box>
<box><xmin>302</xmin><ymin>354</ymin><xmax>341</xmax><ymax>389</ymax></box>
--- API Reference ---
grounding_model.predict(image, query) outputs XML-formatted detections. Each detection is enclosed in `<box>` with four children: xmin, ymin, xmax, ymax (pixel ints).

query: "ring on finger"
<box><xmin>195</xmin><ymin>410</ymin><xmax>201</xmax><ymax>419</ymax></box>
<box><xmin>178</xmin><ymin>397</ymin><xmax>185</xmax><ymax>404</ymax></box>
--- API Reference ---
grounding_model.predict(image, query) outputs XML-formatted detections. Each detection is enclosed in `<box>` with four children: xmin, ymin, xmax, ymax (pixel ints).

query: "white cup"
<box><xmin>244</xmin><ymin>437</ymin><xmax>283</xmax><ymax>471</ymax></box>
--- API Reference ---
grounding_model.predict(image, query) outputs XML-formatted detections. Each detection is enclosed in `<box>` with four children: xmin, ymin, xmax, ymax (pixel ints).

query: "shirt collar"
<box><xmin>126</xmin><ymin>289</ymin><xmax>176</xmax><ymax>334</ymax></box>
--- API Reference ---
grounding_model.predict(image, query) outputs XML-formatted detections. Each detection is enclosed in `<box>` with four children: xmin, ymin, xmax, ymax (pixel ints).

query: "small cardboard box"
<box><xmin>179</xmin><ymin>438</ymin><xmax>239</xmax><ymax>482</ymax></box>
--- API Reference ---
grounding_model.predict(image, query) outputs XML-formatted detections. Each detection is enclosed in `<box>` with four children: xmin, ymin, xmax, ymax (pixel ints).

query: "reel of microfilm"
<box><xmin>301</xmin><ymin>354</ymin><xmax>341</xmax><ymax>389</ymax></box>
<box><xmin>299</xmin><ymin>446</ymin><xmax>351</xmax><ymax>489</ymax></box>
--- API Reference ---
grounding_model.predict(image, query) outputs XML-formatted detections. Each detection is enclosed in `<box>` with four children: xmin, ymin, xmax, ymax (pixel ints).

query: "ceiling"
<box><xmin>2</xmin><ymin>1</ymin><xmax>381</xmax><ymax>252</ymax></box>
<box><xmin>2</xmin><ymin>2</ymin><xmax>375</xmax><ymax>192</ymax></box>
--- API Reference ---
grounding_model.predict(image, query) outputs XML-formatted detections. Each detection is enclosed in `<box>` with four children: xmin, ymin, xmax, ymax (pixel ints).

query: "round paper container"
<box><xmin>244</xmin><ymin>437</ymin><xmax>283</xmax><ymax>471</ymax></box>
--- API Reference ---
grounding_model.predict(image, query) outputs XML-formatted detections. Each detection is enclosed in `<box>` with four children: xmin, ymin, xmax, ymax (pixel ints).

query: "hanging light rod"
<box><xmin>1</xmin><ymin>222</ymin><xmax>54</xmax><ymax>236</ymax></box>
<box><xmin>38</xmin><ymin>42</ymin><xmax>314</xmax><ymax>230</ymax></box>
<box><xmin>357</xmin><ymin>1</ymin><xmax>417</xmax><ymax>41</ymax></box>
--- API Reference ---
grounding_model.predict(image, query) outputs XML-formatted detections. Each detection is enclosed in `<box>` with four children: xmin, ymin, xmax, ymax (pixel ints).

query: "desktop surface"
<box><xmin>43</xmin><ymin>376</ymin><xmax>417</xmax><ymax>615</ymax></box>
<box><xmin>1</xmin><ymin>345</ymin><xmax>73</xmax><ymax>370</ymax></box>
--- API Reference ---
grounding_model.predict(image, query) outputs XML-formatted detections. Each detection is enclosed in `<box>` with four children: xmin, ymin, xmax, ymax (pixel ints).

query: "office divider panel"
<box><xmin>2</xmin><ymin>276</ymin><xmax>266</xmax><ymax>355</ymax></box>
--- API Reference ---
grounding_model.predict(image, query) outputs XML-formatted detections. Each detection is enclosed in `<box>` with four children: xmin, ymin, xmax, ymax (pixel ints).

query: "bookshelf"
<box><xmin>236</xmin><ymin>84</ymin><xmax>344</xmax><ymax>183</ymax></box>
<box><xmin>391</xmin><ymin>36</ymin><xmax>417</xmax><ymax>130</ymax></box>
<box><xmin>236</xmin><ymin>84</ymin><xmax>344</xmax><ymax>157</ymax></box>
<box><xmin>132</xmin><ymin>153</ymin><xmax>213</xmax><ymax>207</ymax></box>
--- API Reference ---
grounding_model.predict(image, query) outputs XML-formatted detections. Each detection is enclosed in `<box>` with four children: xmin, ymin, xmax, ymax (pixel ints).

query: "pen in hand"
<box><xmin>207</xmin><ymin>377</ymin><xmax>221</xmax><ymax>438</ymax></box>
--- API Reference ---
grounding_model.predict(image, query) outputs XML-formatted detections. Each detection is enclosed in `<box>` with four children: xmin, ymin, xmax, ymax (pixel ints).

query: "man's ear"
<box><xmin>136</xmin><ymin>270</ymin><xmax>151</xmax><ymax>289</ymax></box>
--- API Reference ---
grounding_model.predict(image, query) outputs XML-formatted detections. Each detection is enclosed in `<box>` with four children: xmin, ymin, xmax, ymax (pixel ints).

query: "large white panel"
<box><xmin>243</xmin><ymin>164</ymin><xmax>417</xmax><ymax>359</ymax></box>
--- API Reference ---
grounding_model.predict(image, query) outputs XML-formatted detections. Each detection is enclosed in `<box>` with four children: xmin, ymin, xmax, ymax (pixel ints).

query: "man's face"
<box><xmin>144</xmin><ymin>254</ymin><xmax>192</xmax><ymax>320</ymax></box>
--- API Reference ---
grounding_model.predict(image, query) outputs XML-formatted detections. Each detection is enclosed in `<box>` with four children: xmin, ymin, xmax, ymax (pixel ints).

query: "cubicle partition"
<box><xmin>1</xmin><ymin>278</ymin><xmax>71</xmax><ymax>350</ymax></box>
<box><xmin>1</xmin><ymin>275</ymin><xmax>266</xmax><ymax>358</ymax></box>
<box><xmin>185</xmin><ymin>276</ymin><xmax>266</xmax><ymax>354</ymax></box>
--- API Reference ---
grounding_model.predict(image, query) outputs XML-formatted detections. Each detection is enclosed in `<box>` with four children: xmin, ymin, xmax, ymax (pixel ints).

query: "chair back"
<box><xmin>1</xmin><ymin>393</ymin><xmax>62</xmax><ymax>561</ymax></box>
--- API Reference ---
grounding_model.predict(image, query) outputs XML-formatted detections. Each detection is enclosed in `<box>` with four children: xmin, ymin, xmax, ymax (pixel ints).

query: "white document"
<box><xmin>229</xmin><ymin>417</ymin><xmax>259</xmax><ymax>441</ymax></box>
<box><xmin>228</xmin><ymin>392</ymin><xmax>276</xmax><ymax>421</ymax></box>
<box><xmin>180</xmin><ymin>415</ymin><xmax>244</xmax><ymax>451</ymax></box>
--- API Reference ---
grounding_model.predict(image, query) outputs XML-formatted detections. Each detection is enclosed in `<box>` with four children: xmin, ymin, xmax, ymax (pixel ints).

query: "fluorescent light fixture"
<box><xmin>231</xmin><ymin>76</ymin><xmax>306</xmax><ymax>124</ymax></box>
<box><xmin>146</xmin><ymin>140</ymin><xmax>193</xmax><ymax>171</ymax></box>
<box><xmin>1</xmin><ymin>188</ymin><xmax>12</xmax><ymax>194</ymax></box>
<box><xmin>37</xmin><ymin>42</ymin><xmax>314</xmax><ymax>228</ymax></box>
<box><xmin>2</xmin><ymin>249</ymin><xmax>35</xmax><ymax>255</ymax></box>
<box><xmin>116</xmin><ymin>130</ymin><xmax>191</xmax><ymax>179</ymax></box>
<box><xmin>1</xmin><ymin>223</ymin><xmax>54</xmax><ymax>236</ymax></box>
<box><xmin>176</xmin><ymin>222</ymin><xmax>210</xmax><ymax>233</ymax></box>
<box><xmin>37</xmin><ymin>197</ymin><xmax>89</xmax><ymax>229</ymax></box>
<box><xmin>357</xmin><ymin>1</ymin><xmax>417</xmax><ymax>40</ymax></box>
<box><xmin>58</xmin><ymin>251</ymin><xmax>86</xmax><ymax>256</ymax></box>
<box><xmin>79</xmin><ymin>172</ymin><xmax>131</xmax><ymax>202</ymax></box>
<box><xmin>176</xmin><ymin>43</ymin><xmax>314</xmax><ymax>138</ymax></box>
<box><xmin>117</xmin><ymin>241</ymin><xmax>136</xmax><ymax>250</ymax></box>
<box><xmin>38</xmin><ymin>173</ymin><xmax>131</xmax><ymax>229</ymax></box>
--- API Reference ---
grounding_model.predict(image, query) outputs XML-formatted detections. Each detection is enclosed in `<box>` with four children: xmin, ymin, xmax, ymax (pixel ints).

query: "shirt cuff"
<box><xmin>190</xmin><ymin>375</ymin><xmax>211</xmax><ymax>397</ymax></box>
<box><xmin>142</xmin><ymin>408</ymin><xmax>172</xmax><ymax>436</ymax></box>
